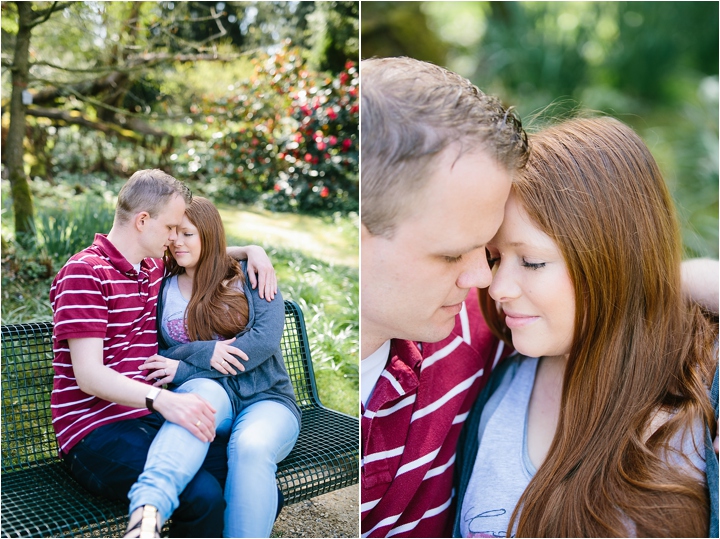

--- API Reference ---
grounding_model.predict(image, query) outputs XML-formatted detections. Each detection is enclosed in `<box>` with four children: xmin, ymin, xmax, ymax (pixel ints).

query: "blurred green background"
<box><xmin>362</xmin><ymin>1</ymin><xmax>719</xmax><ymax>258</ymax></box>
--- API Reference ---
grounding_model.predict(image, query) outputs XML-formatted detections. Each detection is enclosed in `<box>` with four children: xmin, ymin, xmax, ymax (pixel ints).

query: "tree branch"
<box><xmin>28</xmin><ymin>1</ymin><xmax>74</xmax><ymax>29</ymax></box>
<box><xmin>25</xmin><ymin>106</ymin><xmax>139</xmax><ymax>140</ymax></box>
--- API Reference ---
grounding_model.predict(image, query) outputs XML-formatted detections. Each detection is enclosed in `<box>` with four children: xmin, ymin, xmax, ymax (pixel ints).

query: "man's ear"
<box><xmin>134</xmin><ymin>211</ymin><xmax>150</xmax><ymax>232</ymax></box>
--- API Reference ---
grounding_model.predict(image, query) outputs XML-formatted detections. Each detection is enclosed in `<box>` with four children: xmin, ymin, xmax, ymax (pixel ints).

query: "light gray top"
<box><xmin>460</xmin><ymin>356</ymin><xmax>538</xmax><ymax>538</ymax></box>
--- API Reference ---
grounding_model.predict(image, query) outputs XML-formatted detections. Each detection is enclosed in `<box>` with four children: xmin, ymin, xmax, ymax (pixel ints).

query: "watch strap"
<box><xmin>145</xmin><ymin>387</ymin><xmax>161</xmax><ymax>412</ymax></box>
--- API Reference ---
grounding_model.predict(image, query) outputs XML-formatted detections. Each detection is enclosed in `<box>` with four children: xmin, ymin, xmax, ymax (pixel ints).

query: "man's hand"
<box><xmin>244</xmin><ymin>245</ymin><xmax>277</xmax><ymax>301</ymax></box>
<box><xmin>210</xmin><ymin>339</ymin><xmax>248</xmax><ymax>375</ymax></box>
<box><xmin>152</xmin><ymin>390</ymin><xmax>217</xmax><ymax>442</ymax></box>
<box><xmin>140</xmin><ymin>355</ymin><xmax>180</xmax><ymax>387</ymax></box>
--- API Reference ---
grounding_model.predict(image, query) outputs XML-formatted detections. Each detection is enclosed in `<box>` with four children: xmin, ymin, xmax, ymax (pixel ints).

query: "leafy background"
<box><xmin>362</xmin><ymin>1</ymin><xmax>719</xmax><ymax>259</ymax></box>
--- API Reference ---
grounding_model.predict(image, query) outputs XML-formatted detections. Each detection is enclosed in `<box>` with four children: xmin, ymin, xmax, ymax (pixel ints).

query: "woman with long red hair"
<box><xmin>454</xmin><ymin>117</ymin><xmax>718</xmax><ymax>537</ymax></box>
<box><xmin>123</xmin><ymin>196</ymin><xmax>300</xmax><ymax>538</ymax></box>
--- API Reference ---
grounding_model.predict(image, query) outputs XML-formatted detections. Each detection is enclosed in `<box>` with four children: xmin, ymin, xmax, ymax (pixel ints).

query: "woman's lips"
<box><xmin>503</xmin><ymin>311</ymin><xmax>540</xmax><ymax>328</ymax></box>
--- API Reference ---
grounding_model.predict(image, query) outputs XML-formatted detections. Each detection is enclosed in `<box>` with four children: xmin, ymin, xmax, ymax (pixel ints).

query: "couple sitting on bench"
<box><xmin>50</xmin><ymin>170</ymin><xmax>298</xmax><ymax>538</ymax></box>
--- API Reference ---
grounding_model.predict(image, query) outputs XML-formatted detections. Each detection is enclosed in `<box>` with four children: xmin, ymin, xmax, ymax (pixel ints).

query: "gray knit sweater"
<box><xmin>157</xmin><ymin>261</ymin><xmax>301</xmax><ymax>427</ymax></box>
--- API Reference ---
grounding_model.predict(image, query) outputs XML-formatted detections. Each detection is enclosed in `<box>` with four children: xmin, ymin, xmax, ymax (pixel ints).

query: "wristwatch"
<box><xmin>145</xmin><ymin>387</ymin><xmax>162</xmax><ymax>412</ymax></box>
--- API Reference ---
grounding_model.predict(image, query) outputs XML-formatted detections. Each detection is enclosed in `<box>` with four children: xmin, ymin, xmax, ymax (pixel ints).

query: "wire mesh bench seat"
<box><xmin>1</xmin><ymin>300</ymin><xmax>359</xmax><ymax>538</ymax></box>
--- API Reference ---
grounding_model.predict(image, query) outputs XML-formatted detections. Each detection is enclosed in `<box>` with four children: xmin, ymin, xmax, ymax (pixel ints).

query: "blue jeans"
<box><xmin>130</xmin><ymin>379</ymin><xmax>300</xmax><ymax>538</ymax></box>
<box><xmin>63</xmin><ymin>411</ymin><xmax>226</xmax><ymax>538</ymax></box>
<box><xmin>224</xmin><ymin>399</ymin><xmax>300</xmax><ymax>537</ymax></box>
<box><xmin>128</xmin><ymin>379</ymin><xmax>234</xmax><ymax>524</ymax></box>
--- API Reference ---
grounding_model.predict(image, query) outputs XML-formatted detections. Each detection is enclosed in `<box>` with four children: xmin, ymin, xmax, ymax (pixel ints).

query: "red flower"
<box><xmin>339</xmin><ymin>72</ymin><xmax>349</xmax><ymax>85</ymax></box>
<box><xmin>327</xmin><ymin>108</ymin><xmax>338</xmax><ymax>121</ymax></box>
<box><xmin>278</xmin><ymin>152</ymin><xmax>286</xmax><ymax>160</ymax></box>
<box><xmin>274</xmin><ymin>184</ymin><xmax>282</xmax><ymax>192</ymax></box>
<box><xmin>251</xmin><ymin>138</ymin><xmax>259</xmax><ymax>146</ymax></box>
<box><xmin>328</xmin><ymin>135</ymin><xmax>338</xmax><ymax>146</ymax></box>
<box><xmin>342</xmin><ymin>139</ymin><xmax>352</xmax><ymax>150</ymax></box>
<box><xmin>320</xmin><ymin>186</ymin><xmax>329</xmax><ymax>198</ymax></box>
<box><xmin>304</xmin><ymin>153</ymin><xmax>313</xmax><ymax>162</ymax></box>
<box><xmin>316</xmin><ymin>141</ymin><xmax>326</xmax><ymax>151</ymax></box>
<box><xmin>345</xmin><ymin>60</ymin><xmax>355</xmax><ymax>71</ymax></box>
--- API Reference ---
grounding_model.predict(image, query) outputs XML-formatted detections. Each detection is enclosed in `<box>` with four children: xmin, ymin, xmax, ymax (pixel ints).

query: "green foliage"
<box><xmin>308</xmin><ymin>1</ymin><xmax>360</xmax><ymax>73</ymax></box>
<box><xmin>2</xmin><ymin>194</ymin><xmax>116</xmax><ymax>324</ymax></box>
<box><xmin>175</xmin><ymin>43</ymin><xmax>358</xmax><ymax>214</ymax></box>
<box><xmin>34</xmin><ymin>198</ymin><xmax>115</xmax><ymax>265</ymax></box>
<box><xmin>361</xmin><ymin>1</ymin><xmax>719</xmax><ymax>258</ymax></box>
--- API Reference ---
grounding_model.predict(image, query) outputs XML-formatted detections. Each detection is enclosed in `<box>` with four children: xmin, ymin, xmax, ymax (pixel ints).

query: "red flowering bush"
<box><xmin>175</xmin><ymin>43</ymin><xmax>358</xmax><ymax>214</ymax></box>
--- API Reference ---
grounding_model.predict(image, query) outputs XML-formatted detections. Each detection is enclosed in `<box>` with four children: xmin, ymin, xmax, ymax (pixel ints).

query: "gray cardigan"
<box><xmin>157</xmin><ymin>262</ymin><xmax>301</xmax><ymax>427</ymax></box>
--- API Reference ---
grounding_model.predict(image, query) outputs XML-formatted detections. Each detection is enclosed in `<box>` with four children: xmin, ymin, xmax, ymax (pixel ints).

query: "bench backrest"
<box><xmin>1</xmin><ymin>300</ymin><xmax>321</xmax><ymax>472</ymax></box>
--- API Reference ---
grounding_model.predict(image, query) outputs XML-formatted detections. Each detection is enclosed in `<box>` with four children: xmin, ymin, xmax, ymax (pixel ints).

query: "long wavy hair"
<box><xmin>165</xmin><ymin>196</ymin><xmax>248</xmax><ymax>340</ymax></box>
<box><xmin>479</xmin><ymin>116</ymin><xmax>717</xmax><ymax>537</ymax></box>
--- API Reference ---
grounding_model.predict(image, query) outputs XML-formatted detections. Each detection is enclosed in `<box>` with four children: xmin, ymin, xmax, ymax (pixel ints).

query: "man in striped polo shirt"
<box><xmin>50</xmin><ymin>169</ymin><xmax>274</xmax><ymax>537</ymax></box>
<box><xmin>360</xmin><ymin>58</ymin><xmax>530</xmax><ymax>537</ymax></box>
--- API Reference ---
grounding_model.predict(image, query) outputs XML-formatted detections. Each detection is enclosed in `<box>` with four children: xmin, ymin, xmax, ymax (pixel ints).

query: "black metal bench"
<box><xmin>1</xmin><ymin>300</ymin><xmax>359</xmax><ymax>538</ymax></box>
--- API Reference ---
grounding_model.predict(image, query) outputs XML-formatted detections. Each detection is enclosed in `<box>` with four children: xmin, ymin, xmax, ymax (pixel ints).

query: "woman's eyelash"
<box><xmin>523</xmin><ymin>260</ymin><xmax>545</xmax><ymax>270</ymax></box>
<box><xmin>487</xmin><ymin>256</ymin><xmax>500</xmax><ymax>267</ymax></box>
<box><xmin>444</xmin><ymin>255</ymin><xmax>462</xmax><ymax>263</ymax></box>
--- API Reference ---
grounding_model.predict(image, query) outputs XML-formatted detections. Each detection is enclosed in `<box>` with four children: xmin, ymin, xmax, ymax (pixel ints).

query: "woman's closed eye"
<box><xmin>522</xmin><ymin>258</ymin><xmax>545</xmax><ymax>270</ymax></box>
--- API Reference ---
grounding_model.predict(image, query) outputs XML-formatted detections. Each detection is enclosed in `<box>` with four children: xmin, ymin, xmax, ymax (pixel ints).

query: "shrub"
<box><xmin>178</xmin><ymin>42</ymin><xmax>358</xmax><ymax>214</ymax></box>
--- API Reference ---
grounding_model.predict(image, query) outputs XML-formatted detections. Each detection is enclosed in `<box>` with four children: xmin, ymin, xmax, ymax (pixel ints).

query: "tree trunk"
<box><xmin>7</xmin><ymin>2</ymin><xmax>36</xmax><ymax>246</ymax></box>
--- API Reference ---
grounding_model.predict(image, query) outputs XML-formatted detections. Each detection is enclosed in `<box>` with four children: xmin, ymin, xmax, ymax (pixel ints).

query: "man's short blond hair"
<box><xmin>361</xmin><ymin>57</ymin><xmax>529</xmax><ymax>236</ymax></box>
<box><xmin>115</xmin><ymin>169</ymin><xmax>192</xmax><ymax>225</ymax></box>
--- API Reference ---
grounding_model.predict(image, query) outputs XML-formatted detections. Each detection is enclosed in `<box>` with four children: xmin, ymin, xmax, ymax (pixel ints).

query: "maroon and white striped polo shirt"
<box><xmin>361</xmin><ymin>288</ymin><xmax>506</xmax><ymax>537</ymax></box>
<box><xmin>50</xmin><ymin>234</ymin><xmax>164</xmax><ymax>454</ymax></box>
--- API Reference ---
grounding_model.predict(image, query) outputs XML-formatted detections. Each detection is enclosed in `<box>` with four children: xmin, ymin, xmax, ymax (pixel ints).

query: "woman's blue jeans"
<box><xmin>128</xmin><ymin>379</ymin><xmax>233</xmax><ymax>524</ymax></box>
<box><xmin>224</xmin><ymin>399</ymin><xmax>300</xmax><ymax>537</ymax></box>
<box><xmin>128</xmin><ymin>378</ymin><xmax>300</xmax><ymax>538</ymax></box>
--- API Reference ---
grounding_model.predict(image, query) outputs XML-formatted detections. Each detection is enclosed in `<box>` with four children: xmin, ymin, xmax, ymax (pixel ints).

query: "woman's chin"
<box><xmin>510</xmin><ymin>337</ymin><xmax>543</xmax><ymax>358</ymax></box>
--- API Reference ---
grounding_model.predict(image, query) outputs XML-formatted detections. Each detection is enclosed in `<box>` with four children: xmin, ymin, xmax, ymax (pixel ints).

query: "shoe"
<box><xmin>123</xmin><ymin>505</ymin><xmax>162</xmax><ymax>538</ymax></box>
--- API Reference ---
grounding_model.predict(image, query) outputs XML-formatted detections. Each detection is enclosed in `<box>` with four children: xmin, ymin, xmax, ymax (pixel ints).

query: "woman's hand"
<box><xmin>140</xmin><ymin>355</ymin><xmax>180</xmax><ymax>387</ymax></box>
<box><xmin>244</xmin><ymin>245</ymin><xmax>278</xmax><ymax>301</ymax></box>
<box><xmin>210</xmin><ymin>339</ymin><xmax>249</xmax><ymax>375</ymax></box>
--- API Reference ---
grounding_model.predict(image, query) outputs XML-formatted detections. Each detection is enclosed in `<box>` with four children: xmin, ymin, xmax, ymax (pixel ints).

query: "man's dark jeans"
<box><xmin>63</xmin><ymin>413</ymin><xmax>229</xmax><ymax>538</ymax></box>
